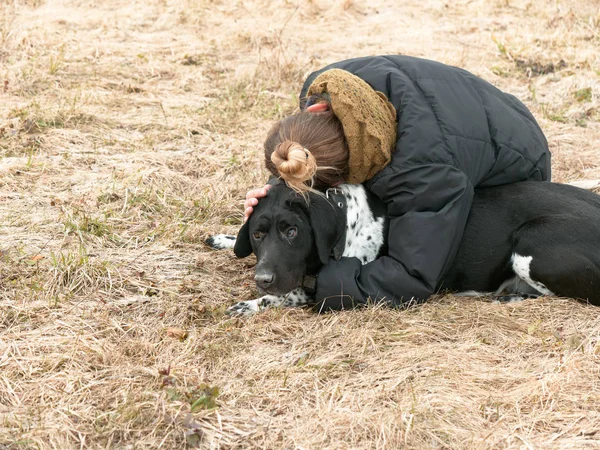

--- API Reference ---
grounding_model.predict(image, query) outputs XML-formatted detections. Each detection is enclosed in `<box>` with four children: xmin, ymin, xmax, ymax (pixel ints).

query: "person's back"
<box><xmin>301</xmin><ymin>55</ymin><xmax>550</xmax><ymax>188</ymax></box>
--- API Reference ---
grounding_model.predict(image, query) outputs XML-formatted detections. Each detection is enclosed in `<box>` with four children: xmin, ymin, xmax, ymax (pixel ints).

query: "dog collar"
<box><xmin>325</xmin><ymin>187</ymin><xmax>347</xmax><ymax>260</ymax></box>
<box><xmin>301</xmin><ymin>188</ymin><xmax>346</xmax><ymax>297</ymax></box>
<box><xmin>302</xmin><ymin>275</ymin><xmax>317</xmax><ymax>296</ymax></box>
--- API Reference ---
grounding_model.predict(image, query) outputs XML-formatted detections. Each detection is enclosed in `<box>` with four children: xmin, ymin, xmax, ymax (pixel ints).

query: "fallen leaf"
<box><xmin>158</xmin><ymin>365</ymin><xmax>171</xmax><ymax>376</ymax></box>
<box><xmin>166</xmin><ymin>328</ymin><xmax>188</xmax><ymax>341</ymax></box>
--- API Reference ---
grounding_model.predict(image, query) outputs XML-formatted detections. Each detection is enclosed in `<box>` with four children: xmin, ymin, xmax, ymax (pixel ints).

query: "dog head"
<box><xmin>234</xmin><ymin>183</ymin><xmax>344</xmax><ymax>295</ymax></box>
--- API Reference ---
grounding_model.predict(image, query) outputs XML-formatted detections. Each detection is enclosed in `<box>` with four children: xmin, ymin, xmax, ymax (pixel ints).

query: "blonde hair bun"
<box><xmin>271</xmin><ymin>141</ymin><xmax>317</xmax><ymax>193</ymax></box>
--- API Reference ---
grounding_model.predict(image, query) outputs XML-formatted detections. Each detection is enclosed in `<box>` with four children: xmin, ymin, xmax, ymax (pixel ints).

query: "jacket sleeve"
<box><xmin>314</xmin><ymin>164</ymin><xmax>474</xmax><ymax>311</ymax></box>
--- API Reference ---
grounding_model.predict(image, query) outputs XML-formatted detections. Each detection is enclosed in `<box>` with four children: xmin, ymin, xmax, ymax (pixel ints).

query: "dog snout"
<box><xmin>254</xmin><ymin>271</ymin><xmax>274</xmax><ymax>289</ymax></box>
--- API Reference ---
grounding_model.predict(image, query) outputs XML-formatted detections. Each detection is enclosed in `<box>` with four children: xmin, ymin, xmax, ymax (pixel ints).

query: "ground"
<box><xmin>1</xmin><ymin>0</ymin><xmax>600</xmax><ymax>448</ymax></box>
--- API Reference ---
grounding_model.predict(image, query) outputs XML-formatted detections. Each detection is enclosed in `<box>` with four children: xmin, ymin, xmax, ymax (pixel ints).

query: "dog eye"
<box><xmin>286</xmin><ymin>227</ymin><xmax>297</xmax><ymax>238</ymax></box>
<box><xmin>252</xmin><ymin>231</ymin><xmax>264</xmax><ymax>240</ymax></box>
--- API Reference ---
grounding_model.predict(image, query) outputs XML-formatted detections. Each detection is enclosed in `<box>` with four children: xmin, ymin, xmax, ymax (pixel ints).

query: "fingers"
<box><xmin>244</xmin><ymin>197</ymin><xmax>259</xmax><ymax>210</ymax></box>
<box><xmin>245</xmin><ymin>188</ymin><xmax>262</xmax><ymax>200</ymax></box>
<box><xmin>245</xmin><ymin>186</ymin><xmax>270</xmax><ymax>199</ymax></box>
<box><xmin>306</xmin><ymin>102</ymin><xmax>329</xmax><ymax>112</ymax></box>
<box><xmin>244</xmin><ymin>207</ymin><xmax>253</xmax><ymax>223</ymax></box>
<box><xmin>243</xmin><ymin>184</ymin><xmax>272</xmax><ymax>222</ymax></box>
<box><xmin>257</xmin><ymin>184</ymin><xmax>272</xmax><ymax>197</ymax></box>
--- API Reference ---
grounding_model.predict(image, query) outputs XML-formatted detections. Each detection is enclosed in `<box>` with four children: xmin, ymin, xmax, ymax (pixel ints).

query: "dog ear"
<box><xmin>233</xmin><ymin>220</ymin><xmax>252</xmax><ymax>258</ymax></box>
<box><xmin>308</xmin><ymin>196</ymin><xmax>343</xmax><ymax>265</ymax></box>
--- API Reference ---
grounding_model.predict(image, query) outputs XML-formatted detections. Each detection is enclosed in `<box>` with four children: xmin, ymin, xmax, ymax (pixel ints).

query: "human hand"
<box><xmin>244</xmin><ymin>185</ymin><xmax>272</xmax><ymax>222</ymax></box>
<box><xmin>306</xmin><ymin>102</ymin><xmax>329</xmax><ymax>113</ymax></box>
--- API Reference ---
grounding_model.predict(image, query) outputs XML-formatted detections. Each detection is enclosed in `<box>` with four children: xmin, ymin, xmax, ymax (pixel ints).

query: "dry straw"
<box><xmin>1</xmin><ymin>0</ymin><xmax>600</xmax><ymax>448</ymax></box>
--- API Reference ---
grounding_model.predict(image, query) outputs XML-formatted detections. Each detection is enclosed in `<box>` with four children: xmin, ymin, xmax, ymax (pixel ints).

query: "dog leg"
<box><xmin>205</xmin><ymin>234</ymin><xmax>236</xmax><ymax>250</ymax></box>
<box><xmin>226</xmin><ymin>297</ymin><xmax>272</xmax><ymax>316</ymax></box>
<box><xmin>492</xmin><ymin>293</ymin><xmax>540</xmax><ymax>303</ymax></box>
<box><xmin>280</xmin><ymin>288</ymin><xmax>311</xmax><ymax>308</ymax></box>
<box><xmin>455</xmin><ymin>290</ymin><xmax>538</xmax><ymax>304</ymax></box>
<box><xmin>485</xmin><ymin>275</ymin><xmax>544</xmax><ymax>303</ymax></box>
<box><xmin>226</xmin><ymin>288</ymin><xmax>311</xmax><ymax>316</ymax></box>
<box><xmin>510</xmin><ymin>216</ymin><xmax>600</xmax><ymax>305</ymax></box>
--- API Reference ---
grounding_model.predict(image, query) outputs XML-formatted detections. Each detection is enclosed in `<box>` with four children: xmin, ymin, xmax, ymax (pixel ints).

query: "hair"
<box><xmin>264</xmin><ymin>106</ymin><xmax>349</xmax><ymax>195</ymax></box>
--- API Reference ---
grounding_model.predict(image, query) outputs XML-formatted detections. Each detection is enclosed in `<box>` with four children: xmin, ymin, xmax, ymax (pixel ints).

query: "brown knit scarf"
<box><xmin>307</xmin><ymin>69</ymin><xmax>397</xmax><ymax>184</ymax></box>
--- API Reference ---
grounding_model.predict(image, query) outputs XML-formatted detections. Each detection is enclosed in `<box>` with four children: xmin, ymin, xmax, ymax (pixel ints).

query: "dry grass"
<box><xmin>1</xmin><ymin>0</ymin><xmax>600</xmax><ymax>448</ymax></box>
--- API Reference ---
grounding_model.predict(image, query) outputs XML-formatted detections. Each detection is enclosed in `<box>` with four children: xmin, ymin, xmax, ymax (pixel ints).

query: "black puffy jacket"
<box><xmin>299</xmin><ymin>55</ymin><xmax>551</xmax><ymax>309</ymax></box>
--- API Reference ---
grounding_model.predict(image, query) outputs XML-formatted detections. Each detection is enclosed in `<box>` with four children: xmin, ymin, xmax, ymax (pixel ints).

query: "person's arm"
<box><xmin>313</xmin><ymin>164</ymin><xmax>474</xmax><ymax>311</ymax></box>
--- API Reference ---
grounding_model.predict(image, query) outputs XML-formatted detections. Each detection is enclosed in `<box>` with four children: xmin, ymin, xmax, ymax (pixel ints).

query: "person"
<box><xmin>244</xmin><ymin>55</ymin><xmax>551</xmax><ymax>311</ymax></box>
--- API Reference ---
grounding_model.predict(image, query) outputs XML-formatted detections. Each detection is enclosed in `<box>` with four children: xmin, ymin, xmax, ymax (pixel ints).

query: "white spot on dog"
<box><xmin>227</xmin><ymin>299</ymin><xmax>261</xmax><ymax>316</ymax></box>
<box><xmin>227</xmin><ymin>288</ymin><xmax>310</xmax><ymax>317</ymax></box>
<box><xmin>282</xmin><ymin>288</ymin><xmax>310</xmax><ymax>307</ymax></box>
<box><xmin>340</xmin><ymin>184</ymin><xmax>384</xmax><ymax>264</ymax></box>
<box><xmin>206</xmin><ymin>234</ymin><xmax>236</xmax><ymax>250</ymax></box>
<box><xmin>511</xmin><ymin>253</ymin><xmax>554</xmax><ymax>296</ymax></box>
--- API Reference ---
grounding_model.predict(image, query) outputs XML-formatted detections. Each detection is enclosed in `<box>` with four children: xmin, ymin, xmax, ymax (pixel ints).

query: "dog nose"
<box><xmin>255</xmin><ymin>271</ymin><xmax>274</xmax><ymax>289</ymax></box>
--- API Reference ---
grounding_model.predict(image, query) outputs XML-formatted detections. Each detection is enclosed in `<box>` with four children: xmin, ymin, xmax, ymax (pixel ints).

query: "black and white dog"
<box><xmin>208</xmin><ymin>181</ymin><xmax>600</xmax><ymax>315</ymax></box>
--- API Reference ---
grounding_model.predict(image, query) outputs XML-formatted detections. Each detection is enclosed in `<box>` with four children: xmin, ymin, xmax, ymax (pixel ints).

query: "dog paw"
<box><xmin>205</xmin><ymin>234</ymin><xmax>236</xmax><ymax>250</ymax></box>
<box><xmin>493</xmin><ymin>293</ymin><xmax>540</xmax><ymax>303</ymax></box>
<box><xmin>225</xmin><ymin>300</ymin><xmax>260</xmax><ymax>317</ymax></box>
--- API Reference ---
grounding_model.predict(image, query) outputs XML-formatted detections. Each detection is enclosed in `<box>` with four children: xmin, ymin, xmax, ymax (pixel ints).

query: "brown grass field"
<box><xmin>2</xmin><ymin>0</ymin><xmax>600</xmax><ymax>448</ymax></box>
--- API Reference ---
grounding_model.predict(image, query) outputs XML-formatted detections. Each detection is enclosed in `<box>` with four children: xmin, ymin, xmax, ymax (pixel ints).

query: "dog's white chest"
<box><xmin>340</xmin><ymin>185</ymin><xmax>385</xmax><ymax>265</ymax></box>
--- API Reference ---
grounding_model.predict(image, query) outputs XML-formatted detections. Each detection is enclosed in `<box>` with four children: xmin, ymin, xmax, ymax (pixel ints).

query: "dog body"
<box><xmin>208</xmin><ymin>181</ymin><xmax>600</xmax><ymax>315</ymax></box>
